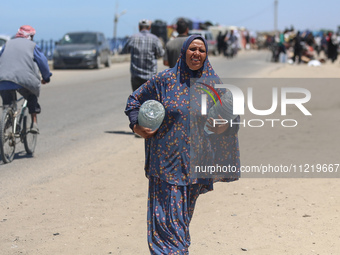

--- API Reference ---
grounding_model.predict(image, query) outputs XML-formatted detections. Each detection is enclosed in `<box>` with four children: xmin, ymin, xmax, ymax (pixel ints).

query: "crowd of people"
<box><xmin>216</xmin><ymin>30</ymin><xmax>239</xmax><ymax>58</ymax></box>
<box><xmin>262</xmin><ymin>27</ymin><xmax>340</xmax><ymax>64</ymax></box>
<box><xmin>120</xmin><ymin>17</ymin><xmax>340</xmax><ymax>67</ymax></box>
<box><xmin>216</xmin><ymin>29</ymin><xmax>257</xmax><ymax>58</ymax></box>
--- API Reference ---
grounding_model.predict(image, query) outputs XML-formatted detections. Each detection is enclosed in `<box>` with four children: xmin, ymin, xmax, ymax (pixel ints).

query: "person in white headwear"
<box><xmin>0</xmin><ymin>25</ymin><xmax>52</xmax><ymax>133</ymax></box>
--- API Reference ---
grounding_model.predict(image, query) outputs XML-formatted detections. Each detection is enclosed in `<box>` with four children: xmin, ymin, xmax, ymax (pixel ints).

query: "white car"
<box><xmin>0</xmin><ymin>35</ymin><xmax>11</xmax><ymax>52</ymax></box>
<box><xmin>188</xmin><ymin>30</ymin><xmax>218</xmax><ymax>55</ymax></box>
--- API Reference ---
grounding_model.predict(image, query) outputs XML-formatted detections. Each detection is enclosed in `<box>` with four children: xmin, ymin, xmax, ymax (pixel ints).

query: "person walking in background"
<box><xmin>222</xmin><ymin>30</ymin><xmax>228</xmax><ymax>56</ymax></box>
<box><xmin>320</xmin><ymin>32</ymin><xmax>328</xmax><ymax>57</ymax></box>
<box><xmin>327</xmin><ymin>32</ymin><xmax>338</xmax><ymax>63</ymax></box>
<box><xmin>224</xmin><ymin>29</ymin><xmax>238</xmax><ymax>58</ymax></box>
<box><xmin>0</xmin><ymin>25</ymin><xmax>52</xmax><ymax>134</ymax></box>
<box><xmin>291</xmin><ymin>31</ymin><xmax>303</xmax><ymax>64</ymax></box>
<box><xmin>163</xmin><ymin>18</ymin><xmax>189</xmax><ymax>68</ymax></box>
<box><xmin>217</xmin><ymin>31</ymin><xmax>225</xmax><ymax>55</ymax></box>
<box><xmin>278</xmin><ymin>31</ymin><xmax>287</xmax><ymax>63</ymax></box>
<box><xmin>314</xmin><ymin>33</ymin><xmax>322</xmax><ymax>57</ymax></box>
<box><xmin>122</xmin><ymin>19</ymin><xmax>164</xmax><ymax>92</ymax></box>
<box><xmin>125</xmin><ymin>35</ymin><xmax>240</xmax><ymax>254</ymax></box>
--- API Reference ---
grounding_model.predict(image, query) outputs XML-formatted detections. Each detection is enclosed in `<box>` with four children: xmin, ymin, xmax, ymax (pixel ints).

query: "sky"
<box><xmin>1</xmin><ymin>0</ymin><xmax>339</xmax><ymax>41</ymax></box>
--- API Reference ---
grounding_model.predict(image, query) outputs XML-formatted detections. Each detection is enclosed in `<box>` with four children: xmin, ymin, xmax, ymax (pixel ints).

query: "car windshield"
<box><xmin>59</xmin><ymin>33</ymin><xmax>97</xmax><ymax>45</ymax></box>
<box><xmin>0</xmin><ymin>39</ymin><xmax>7</xmax><ymax>48</ymax></box>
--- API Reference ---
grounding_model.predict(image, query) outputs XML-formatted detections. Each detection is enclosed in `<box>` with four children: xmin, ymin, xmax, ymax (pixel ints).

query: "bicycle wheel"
<box><xmin>0</xmin><ymin>108</ymin><xmax>16</xmax><ymax>163</ymax></box>
<box><xmin>23</xmin><ymin>110</ymin><xmax>37</xmax><ymax>155</ymax></box>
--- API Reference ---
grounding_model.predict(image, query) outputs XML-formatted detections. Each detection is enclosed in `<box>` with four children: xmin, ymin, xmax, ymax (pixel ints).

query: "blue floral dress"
<box><xmin>125</xmin><ymin>35</ymin><xmax>240</xmax><ymax>254</ymax></box>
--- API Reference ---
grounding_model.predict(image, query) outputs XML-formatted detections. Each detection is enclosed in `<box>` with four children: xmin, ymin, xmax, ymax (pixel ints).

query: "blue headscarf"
<box><xmin>171</xmin><ymin>34</ymin><xmax>219</xmax><ymax>85</ymax></box>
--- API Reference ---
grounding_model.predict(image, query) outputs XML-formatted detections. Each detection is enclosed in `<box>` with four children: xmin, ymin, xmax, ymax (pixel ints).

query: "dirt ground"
<box><xmin>1</xmin><ymin>57</ymin><xmax>340</xmax><ymax>255</ymax></box>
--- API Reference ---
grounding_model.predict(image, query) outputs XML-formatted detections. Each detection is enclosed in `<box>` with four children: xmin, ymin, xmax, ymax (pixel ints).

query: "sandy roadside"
<box><xmin>1</xmin><ymin>57</ymin><xmax>339</xmax><ymax>255</ymax></box>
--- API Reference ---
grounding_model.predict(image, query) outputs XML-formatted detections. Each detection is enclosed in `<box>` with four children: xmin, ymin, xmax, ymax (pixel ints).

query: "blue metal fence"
<box><xmin>109</xmin><ymin>37</ymin><xmax>129</xmax><ymax>54</ymax></box>
<box><xmin>36</xmin><ymin>39</ymin><xmax>55</xmax><ymax>60</ymax></box>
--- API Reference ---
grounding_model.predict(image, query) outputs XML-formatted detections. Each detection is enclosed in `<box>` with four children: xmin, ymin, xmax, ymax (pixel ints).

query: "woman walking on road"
<box><xmin>125</xmin><ymin>35</ymin><xmax>240</xmax><ymax>254</ymax></box>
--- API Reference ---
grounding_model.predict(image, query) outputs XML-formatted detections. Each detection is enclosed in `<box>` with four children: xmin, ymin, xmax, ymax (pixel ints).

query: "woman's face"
<box><xmin>185</xmin><ymin>39</ymin><xmax>207</xmax><ymax>70</ymax></box>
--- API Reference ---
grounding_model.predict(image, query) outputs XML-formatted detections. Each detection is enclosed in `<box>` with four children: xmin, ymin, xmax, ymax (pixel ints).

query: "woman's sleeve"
<box><xmin>214</xmin><ymin>84</ymin><xmax>240</xmax><ymax>136</ymax></box>
<box><xmin>124</xmin><ymin>75</ymin><xmax>162</xmax><ymax>131</ymax></box>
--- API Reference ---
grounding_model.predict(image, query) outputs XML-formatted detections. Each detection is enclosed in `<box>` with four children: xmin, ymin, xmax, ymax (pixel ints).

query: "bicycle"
<box><xmin>0</xmin><ymin>91</ymin><xmax>37</xmax><ymax>163</ymax></box>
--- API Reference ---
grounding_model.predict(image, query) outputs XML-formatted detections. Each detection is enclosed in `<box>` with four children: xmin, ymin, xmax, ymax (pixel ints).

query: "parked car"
<box><xmin>188</xmin><ymin>30</ymin><xmax>218</xmax><ymax>55</ymax></box>
<box><xmin>53</xmin><ymin>31</ymin><xmax>111</xmax><ymax>69</ymax></box>
<box><xmin>0</xmin><ymin>35</ymin><xmax>11</xmax><ymax>51</ymax></box>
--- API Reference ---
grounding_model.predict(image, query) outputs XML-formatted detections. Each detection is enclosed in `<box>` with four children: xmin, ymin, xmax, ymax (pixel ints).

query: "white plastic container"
<box><xmin>138</xmin><ymin>100</ymin><xmax>165</xmax><ymax>131</ymax></box>
<box><xmin>204</xmin><ymin>90</ymin><xmax>236</xmax><ymax>134</ymax></box>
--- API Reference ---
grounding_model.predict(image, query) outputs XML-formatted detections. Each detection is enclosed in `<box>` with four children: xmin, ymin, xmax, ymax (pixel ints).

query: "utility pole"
<box><xmin>274</xmin><ymin>0</ymin><xmax>278</xmax><ymax>32</ymax></box>
<box><xmin>113</xmin><ymin>2</ymin><xmax>126</xmax><ymax>44</ymax></box>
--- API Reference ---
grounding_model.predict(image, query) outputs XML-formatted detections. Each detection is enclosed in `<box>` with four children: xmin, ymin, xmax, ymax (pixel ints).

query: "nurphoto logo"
<box><xmin>200</xmin><ymin>83</ymin><xmax>312</xmax><ymax>128</ymax></box>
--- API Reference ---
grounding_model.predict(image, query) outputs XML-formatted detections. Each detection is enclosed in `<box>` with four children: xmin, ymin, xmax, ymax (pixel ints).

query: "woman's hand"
<box><xmin>206</xmin><ymin>114</ymin><xmax>229</xmax><ymax>135</ymax></box>
<box><xmin>133</xmin><ymin>124</ymin><xmax>158</xmax><ymax>139</ymax></box>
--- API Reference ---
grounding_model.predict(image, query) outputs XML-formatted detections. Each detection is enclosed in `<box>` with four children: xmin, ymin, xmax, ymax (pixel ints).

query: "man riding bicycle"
<box><xmin>0</xmin><ymin>25</ymin><xmax>52</xmax><ymax>134</ymax></box>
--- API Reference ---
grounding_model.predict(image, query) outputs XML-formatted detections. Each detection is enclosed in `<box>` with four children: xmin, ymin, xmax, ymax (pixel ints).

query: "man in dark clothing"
<box><xmin>327</xmin><ymin>32</ymin><xmax>338</xmax><ymax>63</ymax></box>
<box><xmin>291</xmin><ymin>31</ymin><xmax>303</xmax><ymax>64</ymax></box>
<box><xmin>217</xmin><ymin>31</ymin><xmax>224</xmax><ymax>55</ymax></box>
<box><xmin>163</xmin><ymin>18</ymin><xmax>189</xmax><ymax>68</ymax></box>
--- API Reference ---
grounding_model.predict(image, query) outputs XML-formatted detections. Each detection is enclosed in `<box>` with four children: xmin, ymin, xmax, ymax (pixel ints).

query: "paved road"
<box><xmin>0</xmin><ymin>50</ymin><xmax>280</xmax><ymax>199</ymax></box>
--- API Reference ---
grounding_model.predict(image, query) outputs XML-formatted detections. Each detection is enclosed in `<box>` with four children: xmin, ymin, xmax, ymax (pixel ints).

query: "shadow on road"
<box><xmin>0</xmin><ymin>150</ymin><xmax>34</xmax><ymax>165</ymax></box>
<box><xmin>105</xmin><ymin>130</ymin><xmax>134</xmax><ymax>136</ymax></box>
